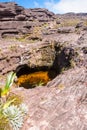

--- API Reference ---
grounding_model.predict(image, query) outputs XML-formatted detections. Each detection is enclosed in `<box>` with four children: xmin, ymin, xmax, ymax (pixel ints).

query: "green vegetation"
<box><xmin>7</xmin><ymin>93</ymin><xmax>23</xmax><ymax>106</ymax></box>
<box><xmin>56</xmin><ymin>18</ymin><xmax>80</xmax><ymax>28</ymax></box>
<box><xmin>35</xmin><ymin>80</ymin><xmax>44</xmax><ymax>87</ymax></box>
<box><xmin>0</xmin><ymin>101</ymin><xmax>28</xmax><ymax>130</ymax></box>
<box><xmin>0</xmin><ymin>72</ymin><xmax>16</xmax><ymax>97</ymax></box>
<box><xmin>70</xmin><ymin>59</ymin><xmax>76</xmax><ymax>68</ymax></box>
<box><xmin>0</xmin><ymin>72</ymin><xmax>28</xmax><ymax>130</ymax></box>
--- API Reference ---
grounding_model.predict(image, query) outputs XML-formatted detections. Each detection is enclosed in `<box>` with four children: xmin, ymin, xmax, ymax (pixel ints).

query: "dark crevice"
<box><xmin>15</xmin><ymin>64</ymin><xmax>54</xmax><ymax>78</ymax></box>
<box><xmin>15</xmin><ymin>46</ymin><xmax>75</xmax><ymax>89</ymax></box>
<box><xmin>15</xmin><ymin>64</ymin><xmax>58</xmax><ymax>89</ymax></box>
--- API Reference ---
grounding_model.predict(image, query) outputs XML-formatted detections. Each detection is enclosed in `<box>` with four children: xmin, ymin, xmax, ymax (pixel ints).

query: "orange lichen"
<box><xmin>17</xmin><ymin>71</ymin><xmax>51</xmax><ymax>88</ymax></box>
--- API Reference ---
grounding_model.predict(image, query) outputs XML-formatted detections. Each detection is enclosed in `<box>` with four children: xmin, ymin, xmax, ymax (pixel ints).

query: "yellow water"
<box><xmin>17</xmin><ymin>71</ymin><xmax>52</xmax><ymax>88</ymax></box>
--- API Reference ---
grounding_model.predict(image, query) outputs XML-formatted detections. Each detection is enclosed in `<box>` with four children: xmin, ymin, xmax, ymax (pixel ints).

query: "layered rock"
<box><xmin>0</xmin><ymin>30</ymin><xmax>86</xmax><ymax>76</ymax></box>
<box><xmin>0</xmin><ymin>2</ymin><xmax>55</xmax><ymax>38</ymax></box>
<box><xmin>0</xmin><ymin>2</ymin><xmax>87</xmax><ymax>130</ymax></box>
<box><xmin>0</xmin><ymin>40</ymin><xmax>76</xmax><ymax>75</ymax></box>
<box><xmin>0</xmin><ymin>2</ymin><xmax>86</xmax><ymax>76</ymax></box>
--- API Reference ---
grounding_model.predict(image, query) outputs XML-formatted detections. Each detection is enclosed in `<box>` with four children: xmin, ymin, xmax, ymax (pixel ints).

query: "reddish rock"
<box><xmin>11</xmin><ymin>67</ymin><xmax>87</xmax><ymax>130</ymax></box>
<box><xmin>0</xmin><ymin>2</ymin><xmax>56</xmax><ymax>38</ymax></box>
<box><xmin>0</xmin><ymin>3</ymin><xmax>87</xmax><ymax>130</ymax></box>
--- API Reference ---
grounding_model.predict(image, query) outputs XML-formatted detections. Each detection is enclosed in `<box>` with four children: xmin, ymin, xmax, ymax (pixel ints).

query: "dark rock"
<box><xmin>82</xmin><ymin>47</ymin><xmax>87</xmax><ymax>54</ymax></box>
<box><xmin>75</xmin><ymin>22</ymin><xmax>83</xmax><ymax>28</ymax></box>
<box><xmin>1</xmin><ymin>30</ymin><xmax>19</xmax><ymax>38</ymax></box>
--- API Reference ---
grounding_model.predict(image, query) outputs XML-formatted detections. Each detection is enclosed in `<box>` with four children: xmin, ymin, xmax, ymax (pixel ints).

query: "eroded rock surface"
<box><xmin>11</xmin><ymin>67</ymin><xmax>87</xmax><ymax>130</ymax></box>
<box><xmin>0</xmin><ymin>2</ymin><xmax>55</xmax><ymax>38</ymax></box>
<box><xmin>0</xmin><ymin>3</ymin><xmax>87</xmax><ymax>76</ymax></box>
<box><xmin>0</xmin><ymin>2</ymin><xmax>87</xmax><ymax>130</ymax></box>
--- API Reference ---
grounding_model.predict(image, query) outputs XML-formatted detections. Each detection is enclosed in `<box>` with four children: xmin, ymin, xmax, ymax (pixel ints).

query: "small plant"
<box><xmin>0</xmin><ymin>71</ymin><xmax>16</xmax><ymax>97</ymax></box>
<box><xmin>3</xmin><ymin>105</ymin><xmax>25</xmax><ymax>130</ymax></box>
<box><xmin>0</xmin><ymin>72</ymin><xmax>28</xmax><ymax>130</ymax></box>
<box><xmin>7</xmin><ymin>93</ymin><xmax>23</xmax><ymax>106</ymax></box>
<box><xmin>19</xmin><ymin>103</ymin><xmax>28</xmax><ymax>114</ymax></box>
<box><xmin>34</xmin><ymin>80</ymin><xmax>44</xmax><ymax>87</ymax></box>
<box><xmin>0</xmin><ymin>99</ymin><xmax>16</xmax><ymax>130</ymax></box>
<box><xmin>0</xmin><ymin>101</ymin><xmax>28</xmax><ymax>130</ymax></box>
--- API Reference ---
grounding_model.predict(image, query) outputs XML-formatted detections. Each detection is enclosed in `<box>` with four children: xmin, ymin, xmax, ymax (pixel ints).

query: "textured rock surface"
<box><xmin>0</xmin><ymin>2</ymin><xmax>87</xmax><ymax>75</ymax></box>
<box><xmin>0</xmin><ymin>2</ymin><xmax>87</xmax><ymax>130</ymax></box>
<box><xmin>0</xmin><ymin>2</ymin><xmax>55</xmax><ymax>38</ymax></box>
<box><xmin>0</xmin><ymin>39</ymin><xmax>76</xmax><ymax>75</ymax></box>
<box><xmin>11</xmin><ymin>67</ymin><xmax>87</xmax><ymax>130</ymax></box>
<box><xmin>58</xmin><ymin>27</ymin><xmax>75</xmax><ymax>33</ymax></box>
<box><xmin>0</xmin><ymin>30</ymin><xmax>87</xmax><ymax>75</ymax></box>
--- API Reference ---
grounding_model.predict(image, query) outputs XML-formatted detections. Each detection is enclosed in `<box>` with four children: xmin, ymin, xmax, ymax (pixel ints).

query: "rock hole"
<box><xmin>15</xmin><ymin>64</ymin><xmax>57</xmax><ymax>89</ymax></box>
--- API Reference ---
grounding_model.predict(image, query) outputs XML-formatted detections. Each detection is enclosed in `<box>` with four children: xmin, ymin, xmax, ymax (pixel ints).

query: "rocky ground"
<box><xmin>0</xmin><ymin>2</ymin><xmax>87</xmax><ymax>130</ymax></box>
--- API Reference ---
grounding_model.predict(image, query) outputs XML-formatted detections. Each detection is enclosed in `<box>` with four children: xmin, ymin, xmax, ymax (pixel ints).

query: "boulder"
<box><xmin>58</xmin><ymin>27</ymin><xmax>75</xmax><ymax>33</ymax></box>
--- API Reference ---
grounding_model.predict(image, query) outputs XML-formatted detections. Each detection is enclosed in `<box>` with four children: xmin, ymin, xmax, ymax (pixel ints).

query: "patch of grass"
<box><xmin>57</xmin><ymin>18</ymin><xmax>80</xmax><ymax>27</ymax></box>
<box><xmin>0</xmin><ymin>115</ymin><xmax>11</xmax><ymax>130</ymax></box>
<box><xmin>83</xmin><ymin>20</ymin><xmax>87</xmax><ymax>26</ymax></box>
<box><xmin>7</xmin><ymin>93</ymin><xmax>23</xmax><ymax>106</ymax></box>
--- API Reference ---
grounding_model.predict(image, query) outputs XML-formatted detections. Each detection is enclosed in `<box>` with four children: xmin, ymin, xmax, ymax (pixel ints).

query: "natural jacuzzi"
<box><xmin>15</xmin><ymin>64</ymin><xmax>57</xmax><ymax>89</ymax></box>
